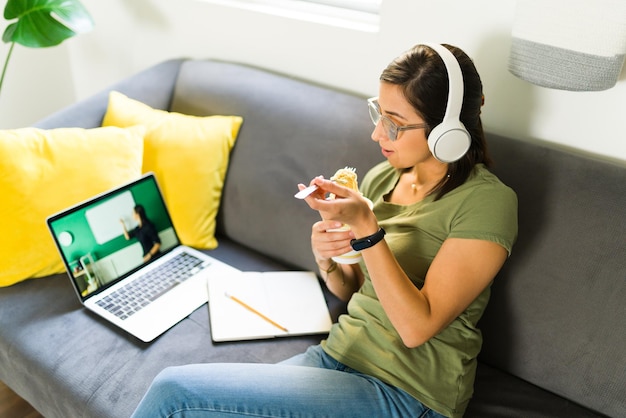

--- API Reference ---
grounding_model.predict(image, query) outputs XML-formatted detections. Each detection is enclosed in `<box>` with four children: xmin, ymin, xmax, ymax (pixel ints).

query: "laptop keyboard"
<box><xmin>95</xmin><ymin>252</ymin><xmax>210</xmax><ymax>320</ymax></box>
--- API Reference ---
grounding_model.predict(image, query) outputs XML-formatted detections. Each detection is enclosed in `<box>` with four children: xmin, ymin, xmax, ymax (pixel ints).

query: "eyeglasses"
<box><xmin>367</xmin><ymin>97</ymin><xmax>428</xmax><ymax>141</ymax></box>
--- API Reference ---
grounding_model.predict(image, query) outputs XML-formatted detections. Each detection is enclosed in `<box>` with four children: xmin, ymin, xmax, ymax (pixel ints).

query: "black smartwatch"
<box><xmin>350</xmin><ymin>228</ymin><xmax>386</xmax><ymax>251</ymax></box>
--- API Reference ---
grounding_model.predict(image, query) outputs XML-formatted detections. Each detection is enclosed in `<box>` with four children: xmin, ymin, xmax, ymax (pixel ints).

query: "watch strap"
<box><xmin>350</xmin><ymin>228</ymin><xmax>386</xmax><ymax>251</ymax></box>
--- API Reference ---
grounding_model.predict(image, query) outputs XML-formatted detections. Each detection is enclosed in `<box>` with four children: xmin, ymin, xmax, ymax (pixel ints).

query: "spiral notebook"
<box><xmin>207</xmin><ymin>271</ymin><xmax>333</xmax><ymax>342</ymax></box>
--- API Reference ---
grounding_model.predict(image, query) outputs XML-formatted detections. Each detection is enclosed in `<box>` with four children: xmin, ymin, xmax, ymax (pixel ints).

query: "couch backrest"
<box><xmin>170</xmin><ymin>60</ymin><xmax>382</xmax><ymax>272</ymax></box>
<box><xmin>484</xmin><ymin>134</ymin><xmax>626</xmax><ymax>417</ymax></box>
<box><xmin>35</xmin><ymin>59</ymin><xmax>185</xmax><ymax>129</ymax></box>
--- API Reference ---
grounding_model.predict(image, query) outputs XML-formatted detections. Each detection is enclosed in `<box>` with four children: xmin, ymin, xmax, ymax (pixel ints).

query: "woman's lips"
<box><xmin>381</xmin><ymin>148</ymin><xmax>393</xmax><ymax>158</ymax></box>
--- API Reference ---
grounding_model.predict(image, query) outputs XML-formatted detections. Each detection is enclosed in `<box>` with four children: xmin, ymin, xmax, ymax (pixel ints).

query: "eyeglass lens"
<box><xmin>368</xmin><ymin>101</ymin><xmax>398</xmax><ymax>141</ymax></box>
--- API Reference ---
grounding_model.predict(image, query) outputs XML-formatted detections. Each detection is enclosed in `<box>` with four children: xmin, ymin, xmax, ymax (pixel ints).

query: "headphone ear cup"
<box><xmin>427</xmin><ymin>120</ymin><xmax>471</xmax><ymax>163</ymax></box>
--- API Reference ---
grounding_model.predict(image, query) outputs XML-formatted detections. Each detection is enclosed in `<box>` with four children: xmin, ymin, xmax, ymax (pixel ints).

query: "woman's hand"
<box><xmin>310</xmin><ymin>219</ymin><xmax>354</xmax><ymax>263</ymax></box>
<box><xmin>298</xmin><ymin>178</ymin><xmax>368</xmax><ymax>300</ymax></box>
<box><xmin>309</xmin><ymin>219</ymin><xmax>365</xmax><ymax>301</ymax></box>
<box><xmin>120</xmin><ymin>219</ymin><xmax>130</xmax><ymax>240</ymax></box>
<box><xmin>297</xmin><ymin>178</ymin><xmax>377</xmax><ymax>235</ymax></box>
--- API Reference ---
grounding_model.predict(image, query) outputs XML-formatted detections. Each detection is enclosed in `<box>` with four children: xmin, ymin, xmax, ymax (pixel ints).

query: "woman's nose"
<box><xmin>371</xmin><ymin>121</ymin><xmax>385</xmax><ymax>143</ymax></box>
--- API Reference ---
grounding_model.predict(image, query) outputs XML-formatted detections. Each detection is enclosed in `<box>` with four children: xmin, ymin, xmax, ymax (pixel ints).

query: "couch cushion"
<box><xmin>481</xmin><ymin>134</ymin><xmax>626</xmax><ymax>417</ymax></box>
<box><xmin>467</xmin><ymin>363</ymin><xmax>604</xmax><ymax>417</ymax></box>
<box><xmin>169</xmin><ymin>60</ymin><xmax>383</xmax><ymax>272</ymax></box>
<box><xmin>102</xmin><ymin>91</ymin><xmax>243</xmax><ymax>249</ymax></box>
<box><xmin>0</xmin><ymin>126</ymin><xmax>145</xmax><ymax>287</ymax></box>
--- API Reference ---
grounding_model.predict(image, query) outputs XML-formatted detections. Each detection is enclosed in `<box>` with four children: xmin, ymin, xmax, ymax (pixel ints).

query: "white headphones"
<box><xmin>423</xmin><ymin>43</ymin><xmax>471</xmax><ymax>163</ymax></box>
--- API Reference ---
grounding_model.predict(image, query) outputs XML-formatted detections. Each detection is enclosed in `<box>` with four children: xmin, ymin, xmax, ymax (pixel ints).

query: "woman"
<box><xmin>120</xmin><ymin>204</ymin><xmax>161</xmax><ymax>263</ymax></box>
<box><xmin>131</xmin><ymin>43</ymin><xmax>517</xmax><ymax>418</ymax></box>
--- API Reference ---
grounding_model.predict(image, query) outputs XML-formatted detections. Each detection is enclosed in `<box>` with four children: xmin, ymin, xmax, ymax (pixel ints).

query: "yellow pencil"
<box><xmin>225</xmin><ymin>292</ymin><xmax>289</xmax><ymax>333</ymax></box>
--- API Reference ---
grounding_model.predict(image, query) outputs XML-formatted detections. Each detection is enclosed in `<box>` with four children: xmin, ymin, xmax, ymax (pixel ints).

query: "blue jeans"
<box><xmin>131</xmin><ymin>345</ymin><xmax>445</xmax><ymax>418</ymax></box>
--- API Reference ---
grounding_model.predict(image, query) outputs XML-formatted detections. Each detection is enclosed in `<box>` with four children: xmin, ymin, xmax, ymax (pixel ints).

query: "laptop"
<box><xmin>47</xmin><ymin>173</ymin><xmax>239</xmax><ymax>342</ymax></box>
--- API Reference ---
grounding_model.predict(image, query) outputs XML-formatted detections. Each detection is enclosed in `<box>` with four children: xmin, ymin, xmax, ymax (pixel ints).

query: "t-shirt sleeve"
<box><xmin>449</xmin><ymin>183</ymin><xmax>518</xmax><ymax>255</ymax></box>
<box><xmin>148</xmin><ymin>224</ymin><xmax>161</xmax><ymax>244</ymax></box>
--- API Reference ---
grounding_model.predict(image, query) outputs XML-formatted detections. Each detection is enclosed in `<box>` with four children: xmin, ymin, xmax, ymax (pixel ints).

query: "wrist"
<box><xmin>317</xmin><ymin>259</ymin><xmax>337</xmax><ymax>274</ymax></box>
<box><xmin>349</xmin><ymin>210</ymin><xmax>379</xmax><ymax>239</ymax></box>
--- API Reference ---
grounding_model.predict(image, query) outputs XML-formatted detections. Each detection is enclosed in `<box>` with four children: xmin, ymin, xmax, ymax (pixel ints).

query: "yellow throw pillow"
<box><xmin>0</xmin><ymin>126</ymin><xmax>145</xmax><ymax>287</ymax></box>
<box><xmin>102</xmin><ymin>91</ymin><xmax>243</xmax><ymax>249</ymax></box>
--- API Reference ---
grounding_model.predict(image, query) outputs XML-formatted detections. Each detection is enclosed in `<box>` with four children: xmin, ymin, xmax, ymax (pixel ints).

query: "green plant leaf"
<box><xmin>3</xmin><ymin>0</ymin><xmax>94</xmax><ymax>48</ymax></box>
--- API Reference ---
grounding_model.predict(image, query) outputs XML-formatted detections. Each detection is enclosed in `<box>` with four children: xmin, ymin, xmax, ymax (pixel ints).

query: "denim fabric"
<box><xmin>131</xmin><ymin>345</ymin><xmax>445</xmax><ymax>418</ymax></box>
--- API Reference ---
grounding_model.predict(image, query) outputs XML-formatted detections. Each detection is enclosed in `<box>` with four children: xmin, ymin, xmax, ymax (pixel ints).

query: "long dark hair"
<box><xmin>134</xmin><ymin>205</ymin><xmax>151</xmax><ymax>226</ymax></box>
<box><xmin>380</xmin><ymin>43</ymin><xmax>491</xmax><ymax>200</ymax></box>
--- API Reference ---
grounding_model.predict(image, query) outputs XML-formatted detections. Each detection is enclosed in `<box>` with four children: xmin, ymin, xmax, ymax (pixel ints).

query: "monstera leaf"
<box><xmin>3</xmin><ymin>0</ymin><xmax>94</xmax><ymax>47</ymax></box>
<box><xmin>1</xmin><ymin>0</ymin><xmax>94</xmax><ymax>95</ymax></box>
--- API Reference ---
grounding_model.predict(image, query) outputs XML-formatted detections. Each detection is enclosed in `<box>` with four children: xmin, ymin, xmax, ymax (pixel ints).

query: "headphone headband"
<box><xmin>423</xmin><ymin>43</ymin><xmax>464</xmax><ymax>125</ymax></box>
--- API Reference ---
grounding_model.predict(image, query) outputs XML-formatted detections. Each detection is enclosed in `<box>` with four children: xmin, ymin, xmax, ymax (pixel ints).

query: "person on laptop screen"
<box><xmin>131</xmin><ymin>44</ymin><xmax>518</xmax><ymax>418</ymax></box>
<box><xmin>120</xmin><ymin>205</ymin><xmax>161</xmax><ymax>263</ymax></box>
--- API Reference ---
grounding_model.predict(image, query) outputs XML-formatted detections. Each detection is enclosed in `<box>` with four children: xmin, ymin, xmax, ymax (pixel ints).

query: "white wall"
<box><xmin>0</xmin><ymin>41</ymin><xmax>75</xmax><ymax>128</ymax></box>
<box><xmin>1</xmin><ymin>0</ymin><xmax>625</xmax><ymax>162</ymax></box>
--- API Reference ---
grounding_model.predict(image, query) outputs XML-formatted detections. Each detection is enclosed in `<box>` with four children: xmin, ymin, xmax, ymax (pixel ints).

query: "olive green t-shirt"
<box><xmin>322</xmin><ymin>162</ymin><xmax>518</xmax><ymax>418</ymax></box>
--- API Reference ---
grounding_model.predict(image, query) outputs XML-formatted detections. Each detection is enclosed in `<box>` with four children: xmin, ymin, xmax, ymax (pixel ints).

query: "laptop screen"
<box><xmin>47</xmin><ymin>174</ymin><xmax>180</xmax><ymax>300</ymax></box>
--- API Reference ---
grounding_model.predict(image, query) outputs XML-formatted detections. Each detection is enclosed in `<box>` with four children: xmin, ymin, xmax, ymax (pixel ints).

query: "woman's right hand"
<box><xmin>311</xmin><ymin>219</ymin><xmax>354</xmax><ymax>264</ymax></box>
<box><xmin>312</xmin><ymin>219</ymin><xmax>364</xmax><ymax>301</ymax></box>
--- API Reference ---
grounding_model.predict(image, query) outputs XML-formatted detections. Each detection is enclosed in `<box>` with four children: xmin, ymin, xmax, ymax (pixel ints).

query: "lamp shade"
<box><xmin>509</xmin><ymin>0</ymin><xmax>626</xmax><ymax>91</ymax></box>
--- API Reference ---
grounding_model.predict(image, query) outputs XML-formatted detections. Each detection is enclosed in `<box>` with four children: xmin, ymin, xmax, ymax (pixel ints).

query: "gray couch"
<box><xmin>1</xmin><ymin>59</ymin><xmax>624</xmax><ymax>418</ymax></box>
